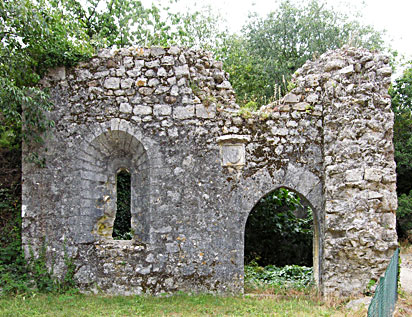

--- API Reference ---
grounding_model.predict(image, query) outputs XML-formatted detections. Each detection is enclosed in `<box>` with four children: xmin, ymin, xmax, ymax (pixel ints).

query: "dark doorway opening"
<box><xmin>244</xmin><ymin>187</ymin><xmax>313</xmax><ymax>267</ymax></box>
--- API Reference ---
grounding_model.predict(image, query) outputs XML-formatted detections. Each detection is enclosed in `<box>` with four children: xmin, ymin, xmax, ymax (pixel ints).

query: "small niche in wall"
<box><xmin>112</xmin><ymin>169</ymin><xmax>132</xmax><ymax>240</ymax></box>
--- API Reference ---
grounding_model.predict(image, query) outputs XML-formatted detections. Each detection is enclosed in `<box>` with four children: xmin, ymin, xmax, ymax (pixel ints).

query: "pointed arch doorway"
<box><xmin>244</xmin><ymin>187</ymin><xmax>322</xmax><ymax>287</ymax></box>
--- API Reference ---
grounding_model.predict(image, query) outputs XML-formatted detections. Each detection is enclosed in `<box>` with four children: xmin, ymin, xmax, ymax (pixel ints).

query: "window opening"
<box><xmin>113</xmin><ymin>169</ymin><xmax>132</xmax><ymax>240</ymax></box>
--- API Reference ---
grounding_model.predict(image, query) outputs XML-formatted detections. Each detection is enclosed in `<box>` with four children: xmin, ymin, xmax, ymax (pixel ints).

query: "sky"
<box><xmin>141</xmin><ymin>0</ymin><xmax>412</xmax><ymax>67</ymax></box>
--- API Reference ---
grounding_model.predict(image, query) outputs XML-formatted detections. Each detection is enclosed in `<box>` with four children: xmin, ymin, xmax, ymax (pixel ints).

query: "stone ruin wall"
<box><xmin>22</xmin><ymin>46</ymin><xmax>398</xmax><ymax>297</ymax></box>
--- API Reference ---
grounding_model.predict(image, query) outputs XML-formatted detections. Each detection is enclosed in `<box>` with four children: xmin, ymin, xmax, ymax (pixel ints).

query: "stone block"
<box><xmin>170</xmin><ymin>85</ymin><xmax>179</xmax><ymax>96</ymax></box>
<box><xmin>119</xmin><ymin>103</ymin><xmax>132</xmax><ymax>113</ymax></box>
<box><xmin>146</xmin><ymin>60</ymin><xmax>160</xmax><ymax>68</ymax></box>
<box><xmin>94</xmin><ymin>70</ymin><xmax>110</xmax><ymax>79</ymax></box>
<box><xmin>324</xmin><ymin>59</ymin><xmax>345</xmax><ymax>71</ymax></box>
<box><xmin>155</xmin><ymin>86</ymin><xmax>169</xmax><ymax>94</ymax></box>
<box><xmin>271</xmin><ymin>127</ymin><xmax>288</xmax><ymax>136</ymax></box>
<box><xmin>377</xmin><ymin>67</ymin><xmax>392</xmax><ymax>77</ymax></box>
<box><xmin>283</xmin><ymin>93</ymin><xmax>300</xmax><ymax>103</ymax></box>
<box><xmin>75</xmin><ymin>69</ymin><xmax>91</xmax><ymax>80</ymax></box>
<box><xmin>339</xmin><ymin>65</ymin><xmax>354</xmax><ymax>75</ymax></box>
<box><xmin>182</xmin><ymin>95</ymin><xmax>194</xmax><ymax>104</ymax></box>
<box><xmin>306</xmin><ymin>93</ymin><xmax>319</xmax><ymax>103</ymax></box>
<box><xmin>148</xmin><ymin>78</ymin><xmax>160</xmax><ymax>87</ymax></box>
<box><xmin>168</xmin><ymin>47</ymin><xmax>180</xmax><ymax>55</ymax></box>
<box><xmin>278</xmin><ymin>104</ymin><xmax>290</xmax><ymax>112</ymax></box>
<box><xmin>161</xmin><ymin>56</ymin><xmax>175</xmax><ymax>66</ymax></box>
<box><xmin>368</xmin><ymin>191</ymin><xmax>384</xmax><ymax>199</ymax></box>
<box><xmin>382</xmin><ymin>173</ymin><xmax>396</xmax><ymax>184</ymax></box>
<box><xmin>216</xmin><ymin>80</ymin><xmax>231</xmax><ymax>89</ymax></box>
<box><xmin>145</xmin><ymin>69</ymin><xmax>156</xmax><ymax>77</ymax></box>
<box><xmin>306</xmin><ymin>74</ymin><xmax>320</xmax><ymax>87</ymax></box>
<box><xmin>345</xmin><ymin>169</ymin><xmax>363</xmax><ymax>182</ymax></box>
<box><xmin>292</xmin><ymin>102</ymin><xmax>309</xmax><ymax>111</ymax></box>
<box><xmin>196</xmin><ymin>104</ymin><xmax>216</xmax><ymax>119</ymax></box>
<box><xmin>150</xmin><ymin>47</ymin><xmax>166</xmax><ymax>56</ymax></box>
<box><xmin>364</xmin><ymin>168</ymin><xmax>383</xmax><ymax>182</ymax></box>
<box><xmin>173</xmin><ymin>105</ymin><xmax>194</xmax><ymax>119</ymax></box>
<box><xmin>121</xmin><ymin>78</ymin><xmax>134</xmax><ymax>89</ymax></box>
<box><xmin>286</xmin><ymin>120</ymin><xmax>298</xmax><ymax>128</ymax></box>
<box><xmin>138</xmin><ymin>87</ymin><xmax>154</xmax><ymax>96</ymax></box>
<box><xmin>133</xmin><ymin>105</ymin><xmax>152</xmax><ymax>115</ymax></box>
<box><xmin>104</xmin><ymin>77</ymin><xmax>120</xmax><ymax>89</ymax></box>
<box><xmin>174</xmin><ymin>65</ymin><xmax>189</xmax><ymax>78</ymax></box>
<box><xmin>123</xmin><ymin>56</ymin><xmax>134</xmax><ymax>68</ymax></box>
<box><xmin>157</xmin><ymin>67</ymin><xmax>167</xmax><ymax>77</ymax></box>
<box><xmin>153</xmin><ymin>104</ymin><xmax>172</xmax><ymax>117</ymax></box>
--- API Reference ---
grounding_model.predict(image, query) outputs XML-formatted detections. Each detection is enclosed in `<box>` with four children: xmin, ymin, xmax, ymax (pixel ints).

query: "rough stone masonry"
<box><xmin>22</xmin><ymin>46</ymin><xmax>398</xmax><ymax>297</ymax></box>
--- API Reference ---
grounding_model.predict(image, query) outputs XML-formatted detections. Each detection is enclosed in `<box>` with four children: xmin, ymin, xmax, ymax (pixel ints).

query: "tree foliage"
<box><xmin>0</xmin><ymin>0</ymin><xmax>226</xmax><ymax>149</ymax></box>
<box><xmin>397</xmin><ymin>191</ymin><xmax>412</xmax><ymax>243</ymax></box>
<box><xmin>222</xmin><ymin>0</ymin><xmax>385</xmax><ymax>106</ymax></box>
<box><xmin>389</xmin><ymin>67</ymin><xmax>412</xmax><ymax>242</ymax></box>
<box><xmin>389</xmin><ymin>67</ymin><xmax>412</xmax><ymax>196</ymax></box>
<box><xmin>0</xmin><ymin>0</ymin><xmax>94</xmax><ymax>150</ymax></box>
<box><xmin>244</xmin><ymin>188</ymin><xmax>313</xmax><ymax>267</ymax></box>
<box><xmin>62</xmin><ymin>0</ymin><xmax>225</xmax><ymax>49</ymax></box>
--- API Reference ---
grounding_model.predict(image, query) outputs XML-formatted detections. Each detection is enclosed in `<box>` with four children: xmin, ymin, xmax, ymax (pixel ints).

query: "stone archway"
<box><xmin>243</xmin><ymin>186</ymin><xmax>322</xmax><ymax>287</ymax></box>
<box><xmin>221</xmin><ymin>163</ymin><xmax>324</xmax><ymax>292</ymax></box>
<box><xmin>79</xmin><ymin>129</ymin><xmax>150</xmax><ymax>242</ymax></box>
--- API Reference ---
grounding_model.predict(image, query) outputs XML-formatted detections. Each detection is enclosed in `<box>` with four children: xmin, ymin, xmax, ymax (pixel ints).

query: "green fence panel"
<box><xmin>368</xmin><ymin>248</ymin><xmax>399</xmax><ymax>317</ymax></box>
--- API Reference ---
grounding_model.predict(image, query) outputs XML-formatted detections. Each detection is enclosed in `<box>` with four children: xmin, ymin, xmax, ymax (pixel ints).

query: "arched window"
<box><xmin>85</xmin><ymin>130</ymin><xmax>150</xmax><ymax>242</ymax></box>
<box><xmin>112</xmin><ymin>169</ymin><xmax>132</xmax><ymax>240</ymax></box>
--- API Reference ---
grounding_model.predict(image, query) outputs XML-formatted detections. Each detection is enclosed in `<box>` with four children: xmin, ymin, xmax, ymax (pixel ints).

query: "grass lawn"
<box><xmin>0</xmin><ymin>291</ymin><xmax>367</xmax><ymax>317</ymax></box>
<box><xmin>4</xmin><ymin>249</ymin><xmax>412</xmax><ymax>316</ymax></box>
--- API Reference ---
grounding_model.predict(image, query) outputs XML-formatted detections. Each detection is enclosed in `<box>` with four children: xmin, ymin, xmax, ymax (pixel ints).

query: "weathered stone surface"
<box><xmin>173</xmin><ymin>105</ymin><xmax>194</xmax><ymax>119</ymax></box>
<box><xmin>339</xmin><ymin>64</ymin><xmax>354</xmax><ymax>75</ymax></box>
<box><xmin>174</xmin><ymin>65</ymin><xmax>189</xmax><ymax>78</ymax></box>
<box><xmin>119</xmin><ymin>103</ymin><xmax>132</xmax><ymax>113</ymax></box>
<box><xmin>292</xmin><ymin>102</ymin><xmax>309</xmax><ymax>111</ymax></box>
<box><xmin>133</xmin><ymin>105</ymin><xmax>152</xmax><ymax>115</ymax></box>
<box><xmin>164</xmin><ymin>96</ymin><xmax>177</xmax><ymax>104</ymax></box>
<box><xmin>153</xmin><ymin>104</ymin><xmax>171</xmax><ymax>117</ymax></box>
<box><xmin>283</xmin><ymin>93</ymin><xmax>300</xmax><ymax>103</ymax></box>
<box><xmin>315</xmin><ymin>47</ymin><xmax>398</xmax><ymax>296</ymax></box>
<box><xmin>121</xmin><ymin>78</ymin><xmax>134</xmax><ymax>89</ymax></box>
<box><xmin>139</xmin><ymin>87</ymin><xmax>154</xmax><ymax>95</ymax></box>
<box><xmin>364</xmin><ymin>168</ymin><xmax>383</xmax><ymax>182</ymax></box>
<box><xmin>377</xmin><ymin>67</ymin><xmax>392</xmax><ymax>77</ymax></box>
<box><xmin>324</xmin><ymin>59</ymin><xmax>345</xmax><ymax>71</ymax></box>
<box><xmin>216</xmin><ymin>80</ymin><xmax>231</xmax><ymax>89</ymax></box>
<box><xmin>47</xmin><ymin>67</ymin><xmax>66</xmax><ymax>80</ymax></box>
<box><xmin>195</xmin><ymin>104</ymin><xmax>216</xmax><ymax>119</ymax></box>
<box><xmin>104</xmin><ymin>77</ymin><xmax>120</xmax><ymax>89</ymax></box>
<box><xmin>23</xmin><ymin>46</ymin><xmax>397</xmax><ymax>298</ymax></box>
